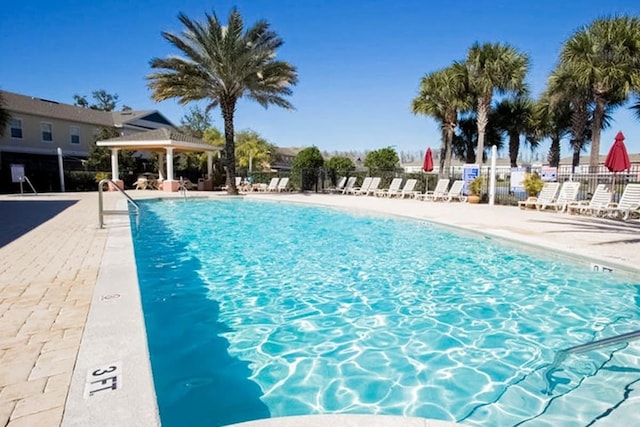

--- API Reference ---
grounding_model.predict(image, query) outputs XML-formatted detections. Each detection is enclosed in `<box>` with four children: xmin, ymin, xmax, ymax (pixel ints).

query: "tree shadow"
<box><xmin>0</xmin><ymin>200</ymin><xmax>78</xmax><ymax>248</ymax></box>
<box><xmin>529</xmin><ymin>215</ymin><xmax>640</xmax><ymax>245</ymax></box>
<box><xmin>132</xmin><ymin>206</ymin><xmax>270</xmax><ymax>427</ymax></box>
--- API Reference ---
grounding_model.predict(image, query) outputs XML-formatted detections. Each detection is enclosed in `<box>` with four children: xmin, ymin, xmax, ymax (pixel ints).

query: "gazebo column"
<box><xmin>162</xmin><ymin>147</ymin><xmax>178</xmax><ymax>192</ymax></box>
<box><xmin>109</xmin><ymin>148</ymin><xmax>124</xmax><ymax>190</ymax></box>
<box><xmin>157</xmin><ymin>152</ymin><xmax>165</xmax><ymax>181</ymax></box>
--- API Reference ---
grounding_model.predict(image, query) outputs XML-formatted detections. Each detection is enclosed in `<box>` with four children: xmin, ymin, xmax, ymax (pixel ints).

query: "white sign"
<box><xmin>510</xmin><ymin>168</ymin><xmax>527</xmax><ymax>192</ymax></box>
<box><xmin>462</xmin><ymin>164</ymin><xmax>479</xmax><ymax>195</ymax></box>
<box><xmin>541</xmin><ymin>166</ymin><xmax>557</xmax><ymax>182</ymax></box>
<box><xmin>10</xmin><ymin>164</ymin><xmax>25</xmax><ymax>183</ymax></box>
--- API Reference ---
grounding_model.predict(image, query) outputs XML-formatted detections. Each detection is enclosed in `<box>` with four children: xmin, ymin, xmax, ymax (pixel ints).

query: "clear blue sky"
<box><xmin>2</xmin><ymin>0</ymin><xmax>640</xmax><ymax>160</ymax></box>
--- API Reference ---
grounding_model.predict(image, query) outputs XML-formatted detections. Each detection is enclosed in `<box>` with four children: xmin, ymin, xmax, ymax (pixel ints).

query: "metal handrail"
<box><xmin>98</xmin><ymin>179</ymin><xmax>139</xmax><ymax>228</ymax></box>
<box><xmin>544</xmin><ymin>328</ymin><xmax>640</xmax><ymax>394</ymax></box>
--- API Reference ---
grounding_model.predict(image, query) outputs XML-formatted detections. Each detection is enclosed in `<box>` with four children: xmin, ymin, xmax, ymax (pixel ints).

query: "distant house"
<box><xmin>0</xmin><ymin>90</ymin><xmax>175</xmax><ymax>192</ymax></box>
<box><xmin>270</xmin><ymin>147</ymin><xmax>301</xmax><ymax>172</ymax></box>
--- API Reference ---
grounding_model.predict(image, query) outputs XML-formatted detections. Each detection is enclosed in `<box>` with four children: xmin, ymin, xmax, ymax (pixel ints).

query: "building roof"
<box><xmin>97</xmin><ymin>127</ymin><xmax>220</xmax><ymax>152</ymax></box>
<box><xmin>1</xmin><ymin>90</ymin><xmax>175</xmax><ymax>128</ymax></box>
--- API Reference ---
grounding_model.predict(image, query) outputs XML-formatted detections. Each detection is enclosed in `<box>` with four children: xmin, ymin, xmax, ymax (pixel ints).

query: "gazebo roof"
<box><xmin>97</xmin><ymin>127</ymin><xmax>220</xmax><ymax>152</ymax></box>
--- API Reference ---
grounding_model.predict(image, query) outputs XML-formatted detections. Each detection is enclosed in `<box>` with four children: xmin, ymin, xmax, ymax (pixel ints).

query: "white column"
<box><xmin>111</xmin><ymin>148</ymin><xmax>120</xmax><ymax>181</ymax></box>
<box><xmin>158</xmin><ymin>152</ymin><xmax>165</xmax><ymax>180</ymax></box>
<box><xmin>166</xmin><ymin>148</ymin><xmax>174</xmax><ymax>181</ymax></box>
<box><xmin>207</xmin><ymin>152</ymin><xmax>213</xmax><ymax>179</ymax></box>
<box><xmin>489</xmin><ymin>145</ymin><xmax>497</xmax><ymax>206</ymax></box>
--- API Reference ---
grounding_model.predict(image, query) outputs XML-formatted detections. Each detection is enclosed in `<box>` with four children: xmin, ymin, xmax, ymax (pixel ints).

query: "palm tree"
<box><xmin>0</xmin><ymin>91</ymin><xmax>10</xmax><ymax>135</ymax></box>
<box><xmin>147</xmin><ymin>9</ymin><xmax>298</xmax><ymax>194</ymax></box>
<box><xmin>463</xmin><ymin>42</ymin><xmax>529</xmax><ymax>165</ymax></box>
<box><xmin>535</xmin><ymin>91</ymin><xmax>571</xmax><ymax>168</ymax></box>
<box><xmin>452</xmin><ymin>115</ymin><xmax>503</xmax><ymax>163</ymax></box>
<box><xmin>560</xmin><ymin>16</ymin><xmax>640</xmax><ymax>171</ymax></box>
<box><xmin>492</xmin><ymin>95</ymin><xmax>538</xmax><ymax>167</ymax></box>
<box><xmin>411</xmin><ymin>63</ymin><xmax>471</xmax><ymax>178</ymax></box>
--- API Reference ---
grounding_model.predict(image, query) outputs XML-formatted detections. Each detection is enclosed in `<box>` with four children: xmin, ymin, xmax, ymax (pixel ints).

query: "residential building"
<box><xmin>0</xmin><ymin>90</ymin><xmax>175</xmax><ymax>193</ymax></box>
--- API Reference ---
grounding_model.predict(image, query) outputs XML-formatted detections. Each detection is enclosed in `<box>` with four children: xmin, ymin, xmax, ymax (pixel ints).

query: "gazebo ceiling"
<box><xmin>96</xmin><ymin>127</ymin><xmax>220</xmax><ymax>153</ymax></box>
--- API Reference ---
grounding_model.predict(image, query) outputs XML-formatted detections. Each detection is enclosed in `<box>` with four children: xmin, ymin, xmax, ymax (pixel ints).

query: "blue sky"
<box><xmin>2</xmin><ymin>0</ymin><xmax>640</xmax><ymax>160</ymax></box>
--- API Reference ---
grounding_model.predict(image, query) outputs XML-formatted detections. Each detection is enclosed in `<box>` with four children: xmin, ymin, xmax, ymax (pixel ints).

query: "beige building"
<box><xmin>0</xmin><ymin>90</ymin><xmax>175</xmax><ymax>193</ymax></box>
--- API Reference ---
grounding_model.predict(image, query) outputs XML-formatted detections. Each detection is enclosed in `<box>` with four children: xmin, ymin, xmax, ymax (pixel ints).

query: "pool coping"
<box><xmin>61</xmin><ymin>191</ymin><xmax>640</xmax><ymax>427</ymax></box>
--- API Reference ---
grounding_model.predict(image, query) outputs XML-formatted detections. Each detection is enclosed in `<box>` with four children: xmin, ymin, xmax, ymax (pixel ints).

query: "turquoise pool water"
<box><xmin>131</xmin><ymin>199</ymin><xmax>640</xmax><ymax>427</ymax></box>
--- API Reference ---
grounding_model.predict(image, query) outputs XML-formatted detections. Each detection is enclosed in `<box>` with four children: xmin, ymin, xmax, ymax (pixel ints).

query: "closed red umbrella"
<box><xmin>605</xmin><ymin>131</ymin><xmax>631</xmax><ymax>193</ymax></box>
<box><xmin>423</xmin><ymin>147</ymin><xmax>434</xmax><ymax>172</ymax></box>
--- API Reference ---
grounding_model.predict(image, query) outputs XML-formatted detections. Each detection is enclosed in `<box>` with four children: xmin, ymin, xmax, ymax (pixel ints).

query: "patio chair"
<box><xmin>546</xmin><ymin>181</ymin><xmax>581</xmax><ymax>212</ymax></box>
<box><xmin>361</xmin><ymin>177</ymin><xmax>381</xmax><ymax>196</ymax></box>
<box><xmin>133</xmin><ymin>177</ymin><xmax>148</xmax><ymax>190</ymax></box>
<box><xmin>518</xmin><ymin>182</ymin><xmax>560</xmax><ymax>210</ymax></box>
<box><xmin>341</xmin><ymin>176</ymin><xmax>358</xmax><ymax>194</ymax></box>
<box><xmin>605</xmin><ymin>183</ymin><xmax>640</xmax><ymax>220</ymax></box>
<box><xmin>375</xmin><ymin>178</ymin><xmax>403</xmax><ymax>197</ymax></box>
<box><xmin>276</xmin><ymin>177</ymin><xmax>290</xmax><ymax>192</ymax></box>
<box><xmin>421</xmin><ymin>178</ymin><xmax>450</xmax><ymax>201</ymax></box>
<box><xmin>443</xmin><ymin>180</ymin><xmax>467</xmax><ymax>202</ymax></box>
<box><xmin>261</xmin><ymin>177</ymin><xmax>280</xmax><ymax>192</ymax></box>
<box><xmin>398</xmin><ymin>179</ymin><xmax>420</xmax><ymax>198</ymax></box>
<box><xmin>327</xmin><ymin>176</ymin><xmax>347</xmax><ymax>194</ymax></box>
<box><xmin>348</xmin><ymin>177</ymin><xmax>372</xmax><ymax>195</ymax></box>
<box><xmin>567</xmin><ymin>184</ymin><xmax>611</xmax><ymax>217</ymax></box>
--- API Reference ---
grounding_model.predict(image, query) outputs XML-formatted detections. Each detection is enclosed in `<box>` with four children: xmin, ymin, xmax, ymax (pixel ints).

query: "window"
<box><xmin>41</xmin><ymin>122</ymin><xmax>53</xmax><ymax>142</ymax></box>
<box><xmin>70</xmin><ymin>126</ymin><xmax>80</xmax><ymax>144</ymax></box>
<box><xmin>10</xmin><ymin>118</ymin><xmax>22</xmax><ymax>139</ymax></box>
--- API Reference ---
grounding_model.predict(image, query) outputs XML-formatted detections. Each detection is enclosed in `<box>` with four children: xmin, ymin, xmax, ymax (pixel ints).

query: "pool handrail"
<box><xmin>98</xmin><ymin>179</ymin><xmax>140</xmax><ymax>228</ymax></box>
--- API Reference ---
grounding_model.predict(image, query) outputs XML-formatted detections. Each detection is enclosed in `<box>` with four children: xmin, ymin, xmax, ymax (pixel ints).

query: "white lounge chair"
<box><xmin>349</xmin><ymin>177</ymin><xmax>372</xmax><ymax>195</ymax></box>
<box><xmin>605</xmin><ymin>183</ymin><xmax>640</xmax><ymax>220</ymax></box>
<box><xmin>518</xmin><ymin>182</ymin><xmax>560</xmax><ymax>210</ymax></box>
<box><xmin>398</xmin><ymin>179</ymin><xmax>420</xmax><ymax>198</ymax></box>
<box><xmin>441</xmin><ymin>180</ymin><xmax>466</xmax><ymax>202</ymax></box>
<box><xmin>362</xmin><ymin>177</ymin><xmax>381</xmax><ymax>196</ymax></box>
<box><xmin>567</xmin><ymin>184</ymin><xmax>611</xmax><ymax>217</ymax></box>
<box><xmin>133</xmin><ymin>177</ymin><xmax>148</xmax><ymax>190</ymax></box>
<box><xmin>376</xmin><ymin>178</ymin><xmax>403</xmax><ymax>197</ymax></box>
<box><xmin>327</xmin><ymin>176</ymin><xmax>347</xmax><ymax>194</ymax></box>
<box><xmin>547</xmin><ymin>181</ymin><xmax>581</xmax><ymax>212</ymax></box>
<box><xmin>421</xmin><ymin>179</ymin><xmax>450</xmax><ymax>201</ymax></box>
<box><xmin>261</xmin><ymin>177</ymin><xmax>280</xmax><ymax>192</ymax></box>
<box><xmin>276</xmin><ymin>177</ymin><xmax>289</xmax><ymax>192</ymax></box>
<box><xmin>341</xmin><ymin>176</ymin><xmax>357</xmax><ymax>195</ymax></box>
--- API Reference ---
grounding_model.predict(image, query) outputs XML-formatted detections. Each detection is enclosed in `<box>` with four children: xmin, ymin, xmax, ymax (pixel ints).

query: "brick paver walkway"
<box><xmin>0</xmin><ymin>194</ymin><xmax>107</xmax><ymax>427</ymax></box>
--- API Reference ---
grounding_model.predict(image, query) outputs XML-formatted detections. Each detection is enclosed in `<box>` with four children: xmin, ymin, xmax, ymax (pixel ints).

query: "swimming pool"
<box><xmin>131</xmin><ymin>198</ymin><xmax>640</xmax><ymax>427</ymax></box>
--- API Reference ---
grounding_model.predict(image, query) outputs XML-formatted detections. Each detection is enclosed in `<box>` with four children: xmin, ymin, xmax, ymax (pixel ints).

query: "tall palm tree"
<box><xmin>463</xmin><ymin>42</ymin><xmax>529</xmax><ymax>165</ymax></box>
<box><xmin>452</xmin><ymin>115</ymin><xmax>503</xmax><ymax>163</ymax></box>
<box><xmin>0</xmin><ymin>91</ymin><xmax>10</xmax><ymax>135</ymax></box>
<box><xmin>147</xmin><ymin>9</ymin><xmax>298</xmax><ymax>194</ymax></box>
<box><xmin>411</xmin><ymin>63</ymin><xmax>471</xmax><ymax>178</ymax></box>
<box><xmin>535</xmin><ymin>91</ymin><xmax>571</xmax><ymax>168</ymax></box>
<box><xmin>560</xmin><ymin>16</ymin><xmax>640</xmax><ymax>171</ymax></box>
<box><xmin>492</xmin><ymin>95</ymin><xmax>538</xmax><ymax>167</ymax></box>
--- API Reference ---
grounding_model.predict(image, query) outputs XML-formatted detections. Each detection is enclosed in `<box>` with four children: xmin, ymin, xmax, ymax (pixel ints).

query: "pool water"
<box><xmin>131</xmin><ymin>199</ymin><xmax>640</xmax><ymax>427</ymax></box>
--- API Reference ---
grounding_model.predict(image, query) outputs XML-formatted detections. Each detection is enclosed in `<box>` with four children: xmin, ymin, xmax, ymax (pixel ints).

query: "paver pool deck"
<box><xmin>0</xmin><ymin>190</ymin><xmax>639</xmax><ymax>427</ymax></box>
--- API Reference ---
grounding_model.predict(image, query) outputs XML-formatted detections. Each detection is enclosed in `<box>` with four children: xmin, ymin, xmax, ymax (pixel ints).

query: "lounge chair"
<box><xmin>518</xmin><ymin>182</ymin><xmax>560</xmax><ymax>210</ymax></box>
<box><xmin>421</xmin><ymin>178</ymin><xmax>450</xmax><ymax>201</ymax></box>
<box><xmin>442</xmin><ymin>180</ymin><xmax>467</xmax><ymax>202</ymax></box>
<box><xmin>261</xmin><ymin>177</ymin><xmax>280</xmax><ymax>192</ymax></box>
<box><xmin>348</xmin><ymin>177</ymin><xmax>372</xmax><ymax>195</ymax></box>
<box><xmin>361</xmin><ymin>177</ymin><xmax>381</xmax><ymax>196</ymax></box>
<box><xmin>341</xmin><ymin>176</ymin><xmax>357</xmax><ymax>194</ymax></box>
<box><xmin>567</xmin><ymin>184</ymin><xmax>611</xmax><ymax>217</ymax></box>
<box><xmin>605</xmin><ymin>183</ymin><xmax>640</xmax><ymax>220</ymax></box>
<box><xmin>327</xmin><ymin>176</ymin><xmax>347</xmax><ymax>194</ymax></box>
<box><xmin>375</xmin><ymin>178</ymin><xmax>403</xmax><ymax>197</ymax></box>
<box><xmin>546</xmin><ymin>181</ymin><xmax>581</xmax><ymax>212</ymax></box>
<box><xmin>398</xmin><ymin>179</ymin><xmax>420</xmax><ymax>198</ymax></box>
<box><xmin>276</xmin><ymin>177</ymin><xmax>289</xmax><ymax>192</ymax></box>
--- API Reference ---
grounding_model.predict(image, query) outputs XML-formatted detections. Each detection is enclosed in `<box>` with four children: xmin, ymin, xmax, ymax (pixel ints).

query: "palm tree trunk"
<box><xmin>475</xmin><ymin>99</ymin><xmax>489</xmax><ymax>165</ymax></box>
<box><xmin>548</xmin><ymin>136</ymin><xmax>560</xmax><ymax>167</ymax></box>
<box><xmin>438</xmin><ymin>128</ymin><xmax>446</xmax><ymax>178</ymax></box>
<box><xmin>589</xmin><ymin>94</ymin><xmax>606</xmax><ymax>173</ymax></box>
<box><xmin>221</xmin><ymin>100</ymin><xmax>238</xmax><ymax>195</ymax></box>
<box><xmin>509</xmin><ymin>132</ymin><xmax>519</xmax><ymax>167</ymax></box>
<box><xmin>443</xmin><ymin>123</ymin><xmax>454</xmax><ymax>179</ymax></box>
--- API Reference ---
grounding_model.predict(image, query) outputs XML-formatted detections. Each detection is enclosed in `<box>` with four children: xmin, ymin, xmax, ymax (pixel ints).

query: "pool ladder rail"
<box><xmin>544</xmin><ymin>328</ymin><xmax>640</xmax><ymax>394</ymax></box>
<box><xmin>98</xmin><ymin>179</ymin><xmax>140</xmax><ymax>228</ymax></box>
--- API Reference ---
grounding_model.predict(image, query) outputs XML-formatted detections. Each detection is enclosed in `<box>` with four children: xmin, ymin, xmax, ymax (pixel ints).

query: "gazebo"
<box><xmin>97</xmin><ymin>127</ymin><xmax>220</xmax><ymax>191</ymax></box>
